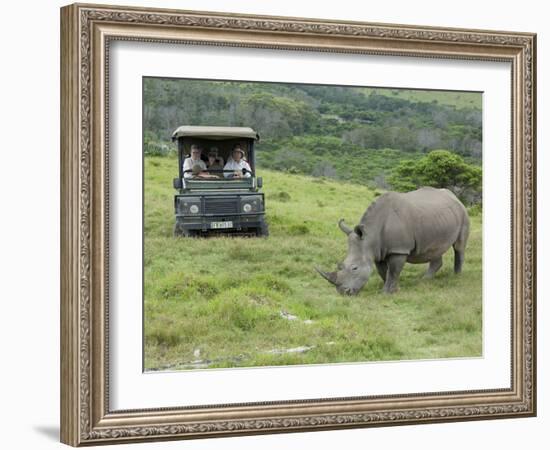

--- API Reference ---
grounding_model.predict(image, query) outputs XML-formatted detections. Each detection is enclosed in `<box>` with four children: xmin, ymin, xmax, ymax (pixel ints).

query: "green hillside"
<box><xmin>143</xmin><ymin>78</ymin><xmax>483</xmax><ymax>191</ymax></box>
<box><xmin>144</xmin><ymin>156</ymin><xmax>482</xmax><ymax>371</ymax></box>
<box><xmin>363</xmin><ymin>88</ymin><xmax>482</xmax><ymax>110</ymax></box>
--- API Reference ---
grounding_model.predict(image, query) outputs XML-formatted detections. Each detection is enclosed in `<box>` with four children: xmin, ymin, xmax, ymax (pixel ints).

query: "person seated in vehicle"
<box><xmin>223</xmin><ymin>144</ymin><xmax>252</xmax><ymax>178</ymax></box>
<box><xmin>182</xmin><ymin>144</ymin><xmax>206</xmax><ymax>179</ymax></box>
<box><xmin>191</xmin><ymin>163</ymin><xmax>218</xmax><ymax>179</ymax></box>
<box><xmin>206</xmin><ymin>147</ymin><xmax>224</xmax><ymax>174</ymax></box>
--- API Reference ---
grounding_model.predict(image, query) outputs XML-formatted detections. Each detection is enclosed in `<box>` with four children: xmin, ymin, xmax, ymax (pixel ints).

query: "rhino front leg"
<box><xmin>383</xmin><ymin>254</ymin><xmax>407</xmax><ymax>294</ymax></box>
<box><xmin>375</xmin><ymin>260</ymin><xmax>388</xmax><ymax>282</ymax></box>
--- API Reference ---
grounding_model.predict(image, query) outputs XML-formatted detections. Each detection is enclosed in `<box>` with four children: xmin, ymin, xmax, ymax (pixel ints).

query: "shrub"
<box><xmin>147</xmin><ymin>327</ymin><xmax>181</xmax><ymax>347</ymax></box>
<box><xmin>271</xmin><ymin>191</ymin><xmax>291</xmax><ymax>202</ymax></box>
<box><xmin>388</xmin><ymin>150</ymin><xmax>482</xmax><ymax>205</ymax></box>
<box><xmin>287</xmin><ymin>224</ymin><xmax>310</xmax><ymax>235</ymax></box>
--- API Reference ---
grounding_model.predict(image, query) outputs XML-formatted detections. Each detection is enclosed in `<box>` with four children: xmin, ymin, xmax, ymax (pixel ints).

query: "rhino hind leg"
<box><xmin>424</xmin><ymin>256</ymin><xmax>443</xmax><ymax>279</ymax></box>
<box><xmin>453</xmin><ymin>233</ymin><xmax>468</xmax><ymax>274</ymax></box>
<box><xmin>383</xmin><ymin>254</ymin><xmax>407</xmax><ymax>294</ymax></box>
<box><xmin>453</xmin><ymin>220</ymin><xmax>469</xmax><ymax>274</ymax></box>
<box><xmin>453</xmin><ymin>248</ymin><xmax>465</xmax><ymax>274</ymax></box>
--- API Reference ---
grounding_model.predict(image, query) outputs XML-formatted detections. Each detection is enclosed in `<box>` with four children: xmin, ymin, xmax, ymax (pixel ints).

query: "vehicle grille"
<box><xmin>204</xmin><ymin>198</ymin><xmax>239</xmax><ymax>215</ymax></box>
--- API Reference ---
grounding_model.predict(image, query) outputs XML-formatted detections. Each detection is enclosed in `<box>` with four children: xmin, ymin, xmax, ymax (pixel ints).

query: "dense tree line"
<box><xmin>144</xmin><ymin>78</ymin><xmax>481</xmax><ymax>158</ymax></box>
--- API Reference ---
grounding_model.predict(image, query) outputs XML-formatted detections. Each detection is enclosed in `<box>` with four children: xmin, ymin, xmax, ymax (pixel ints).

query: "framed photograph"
<box><xmin>60</xmin><ymin>3</ymin><xmax>536</xmax><ymax>446</ymax></box>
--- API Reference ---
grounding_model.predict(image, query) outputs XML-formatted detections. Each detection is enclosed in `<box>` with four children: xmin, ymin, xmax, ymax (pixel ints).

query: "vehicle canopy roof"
<box><xmin>172</xmin><ymin>126</ymin><xmax>259</xmax><ymax>141</ymax></box>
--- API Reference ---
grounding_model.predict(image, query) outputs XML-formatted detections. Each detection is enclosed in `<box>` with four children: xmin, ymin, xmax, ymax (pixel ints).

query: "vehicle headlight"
<box><xmin>177</xmin><ymin>197</ymin><xmax>201</xmax><ymax>215</ymax></box>
<box><xmin>241</xmin><ymin>196</ymin><xmax>262</xmax><ymax>213</ymax></box>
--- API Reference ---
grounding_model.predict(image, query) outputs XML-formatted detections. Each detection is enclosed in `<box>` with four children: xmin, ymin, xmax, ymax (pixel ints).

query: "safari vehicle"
<box><xmin>172</xmin><ymin>126</ymin><xmax>268</xmax><ymax>237</ymax></box>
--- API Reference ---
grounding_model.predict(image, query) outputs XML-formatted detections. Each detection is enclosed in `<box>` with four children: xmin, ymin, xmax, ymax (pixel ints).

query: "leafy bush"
<box><xmin>271</xmin><ymin>191</ymin><xmax>292</xmax><ymax>202</ymax></box>
<box><xmin>388</xmin><ymin>150</ymin><xmax>482</xmax><ymax>204</ymax></box>
<box><xmin>287</xmin><ymin>224</ymin><xmax>310</xmax><ymax>235</ymax></box>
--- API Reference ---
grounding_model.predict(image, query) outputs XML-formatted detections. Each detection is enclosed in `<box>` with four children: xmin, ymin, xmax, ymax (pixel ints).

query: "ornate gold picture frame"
<box><xmin>60</xmin><ymin>3</ymin><xmax>536</xmax><ymax>446</ymax></box>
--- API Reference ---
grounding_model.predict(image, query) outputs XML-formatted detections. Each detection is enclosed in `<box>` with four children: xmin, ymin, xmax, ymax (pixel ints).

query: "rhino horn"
<box><xmin>338</xmin><ymin>219</ymin><xmax>353</xmax><ymax>235</ymax></box>
<box><xmin>315</xmin><ymin>266</ymin><xmax>338</xmax><ymax>285</ymax></box>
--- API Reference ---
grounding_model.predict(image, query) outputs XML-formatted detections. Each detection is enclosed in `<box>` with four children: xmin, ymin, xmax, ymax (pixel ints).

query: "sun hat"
<box><xmin>232</xmin><ymin>144</ymin><xmax>245</xmax><ymax>156</ymax></box>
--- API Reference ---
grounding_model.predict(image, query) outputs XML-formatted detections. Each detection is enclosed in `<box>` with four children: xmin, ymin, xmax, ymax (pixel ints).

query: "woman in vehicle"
<box><xmin>223</xmin><ymin>144</ymin><xmax>251</xmax><ymax>178</ymax></box>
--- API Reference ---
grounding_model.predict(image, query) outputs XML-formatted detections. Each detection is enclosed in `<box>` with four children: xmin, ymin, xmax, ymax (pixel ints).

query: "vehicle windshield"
<box><xmin>179</xmin><ymin>136</ymin><xmax>256</xmax><ymax>180</ymax></box>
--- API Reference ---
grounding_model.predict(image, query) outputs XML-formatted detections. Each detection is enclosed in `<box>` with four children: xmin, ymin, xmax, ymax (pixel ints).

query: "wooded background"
<box><xmin>144</xmin><ymin>78</ymin><xmax>482</xmax><ymax>204</ymax></box>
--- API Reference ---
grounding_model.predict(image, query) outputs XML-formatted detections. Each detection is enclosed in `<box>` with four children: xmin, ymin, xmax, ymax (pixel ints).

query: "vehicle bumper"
<box><xmin>175</xmin><ymin>213</ymin><xmax>265</xmax><ymax>231</ymax></box>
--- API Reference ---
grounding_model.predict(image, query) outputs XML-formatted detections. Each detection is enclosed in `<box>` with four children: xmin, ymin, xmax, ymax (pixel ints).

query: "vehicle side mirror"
<box><xmin>173</xmin><ymin>177</ymin><xmax>183</xmax><ymax>190</ymax></box>
<box><xmin>257</xmin><ymin>177</ymin><xmax>263</xmax><ymax>188</ymax></box>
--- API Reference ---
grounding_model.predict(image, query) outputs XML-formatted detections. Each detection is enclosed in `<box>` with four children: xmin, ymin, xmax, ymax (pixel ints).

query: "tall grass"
<box><xmin>144</xmin><ymin>156</ymin><xmax>482</xmax><ymax>371</ymax></box>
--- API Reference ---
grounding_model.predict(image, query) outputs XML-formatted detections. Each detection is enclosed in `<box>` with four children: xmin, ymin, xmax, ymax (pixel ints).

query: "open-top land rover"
<box><xmin>172</xmin><ymin>126</ymin><xmax>268</xmax><ymax>237</ymax></box>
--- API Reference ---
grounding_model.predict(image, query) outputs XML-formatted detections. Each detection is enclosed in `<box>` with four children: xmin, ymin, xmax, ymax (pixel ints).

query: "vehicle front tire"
<box><xmin>174</xmin><ymin>222</ymin><xmax>196</xmax><ymax>238</ymax></box>
<box><xmin>255</xmin><ymin>222</ymin><xmax>269</xmax><ymax>237</ymax></box>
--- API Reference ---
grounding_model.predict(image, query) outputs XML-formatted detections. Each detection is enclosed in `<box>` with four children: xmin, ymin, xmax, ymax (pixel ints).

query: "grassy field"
<box><xmin>363</xmin><ymin>88</ymin><xmax>482</xmax><ymax>110</ymax></box>
<box><xmin>144</xmin><ymin>156</ymin><xmax>482</xmax><ymax>371</ymax></box>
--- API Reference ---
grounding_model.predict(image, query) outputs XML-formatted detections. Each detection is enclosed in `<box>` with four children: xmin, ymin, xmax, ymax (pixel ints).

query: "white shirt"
<box><xmin>182</xmin><ymin>157</ymin><xmax>207</xmax><ymax>179</ymax></box>
<box><xmin>223</xmin><ymin>158</ymin><xmax>252</xmax><ymax>178</ymax></box>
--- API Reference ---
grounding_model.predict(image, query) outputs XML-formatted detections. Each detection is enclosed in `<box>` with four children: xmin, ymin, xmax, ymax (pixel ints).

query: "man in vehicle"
<box><xmin>223</xmin><ymin>144</ymin><xmax>252</xmax><ymax>178</ymax></box>
<box><xmin>183</xmin><ymin>144</ymin><xmax>206</xmax><ymax>179</ymax></box>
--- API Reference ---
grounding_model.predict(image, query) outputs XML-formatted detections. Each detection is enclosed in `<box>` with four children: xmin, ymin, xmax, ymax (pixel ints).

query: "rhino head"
<box><xmin>316</xmin><ymin>219</ymin><xmax>373</xmax><ymax>296</ymax></box>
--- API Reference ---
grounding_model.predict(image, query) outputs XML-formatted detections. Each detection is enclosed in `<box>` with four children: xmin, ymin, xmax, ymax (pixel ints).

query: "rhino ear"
<box><xmin>354</xmin><ymin>224</ymin><xmax>366</xmax><ymax>239</ymax></box>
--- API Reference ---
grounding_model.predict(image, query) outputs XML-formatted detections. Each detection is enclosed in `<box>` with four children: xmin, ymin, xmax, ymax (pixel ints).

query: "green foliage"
<box><xmin>144</xmin><ymin>130</ymin><xmax>174</xmax><ymax>157</ymax></box>
<box><xmin>270</xmin><ymin>191</ymin><xmax>292</xmax><ymax>202</ymax></box>
<box><xmin>363</xmin><ymin>87</ymin><xmax>482</xmax><ymax>110</ymax></box>
<box><xmin>468</xmin><ymin>204</ymin><xmax>483</xmax><ymax>217</ymax></box>
<box><xmin>388</xmin><ymin>150</ymin><xmax>482</xmax><ymax>204</ymax></box>
<box><xmin>144</xmin><ymin>156</ymin><xmax>482</xmax><ymax>371</ymax></box>
<box><xmin>143</xmin><ymin>78</ymin><xmax>482</xmax><ymax>163</ymax></box>
<box><xmin>386</xmin><ymin>160</ymin><xmax>419</xmax><ymax>193</ymax></box>
<box><xmin>287</xmin><ymin>224</ymin><xmax>311</xmax><ymax>235</ymax></box>
<box><xmin>243</xmin><ymin>92</ymin><xmax>319</xmax><ymax>137</ymax></box>
<box><xmin>144</xmin><ymin>141</ymin><xmax>173</xmax><ymax>157</ymax></box>
<box><xmin>143</xmin><ymin>78</ymin><xmax>483</xmax><ymax>196</ymax></box>
<box><xmin>256</xmin><ymin>135</ymin><xmax>425</xmax><ymax>187</ymax></box>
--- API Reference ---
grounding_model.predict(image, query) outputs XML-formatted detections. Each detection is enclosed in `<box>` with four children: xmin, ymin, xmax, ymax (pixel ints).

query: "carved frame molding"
<box><xmin>61</xmin><ymin>3</ymin><xmax>536</xmax><ymax>446</ymax></box>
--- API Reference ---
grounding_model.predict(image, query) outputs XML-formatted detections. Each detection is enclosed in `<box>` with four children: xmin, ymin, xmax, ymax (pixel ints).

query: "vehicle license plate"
<box><xmin>210</xmin><ymin>221</ymin><xmax>233</xmax><ymax>229</ymax></box>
